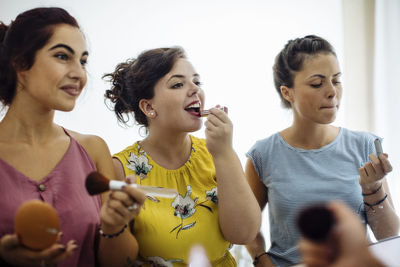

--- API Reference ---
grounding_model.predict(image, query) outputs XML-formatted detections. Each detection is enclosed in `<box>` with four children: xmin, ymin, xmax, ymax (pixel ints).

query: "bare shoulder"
<box><xmin>67</xmin><ymin>130</ymin><xmax>111</xmax><ymax>165</ymax></box>
<box><xmin>69</xmin><ymin>130</ymin><xmax>108</xmax><ymax>153</ymax></box>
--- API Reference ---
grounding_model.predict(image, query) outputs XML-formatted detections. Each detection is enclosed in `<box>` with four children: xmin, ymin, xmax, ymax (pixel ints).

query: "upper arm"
<box><xmin>71</xmin><ymin>133</ymin><xmax>116</xmax><ymax>204</ymax></box>
<box><xmin>245</xmin><ymin>158</ymin><xmax>268</xmax><ymax>210</ymax></box>
<box><xmin>113</xmin><ymin>158</ymin><xmax>126</xmax><ymax>181</ymax></box>
<box><xmin>71</xmin><ymin>132</ymin><xmax>116</xmax><ymax>181</ymax></box>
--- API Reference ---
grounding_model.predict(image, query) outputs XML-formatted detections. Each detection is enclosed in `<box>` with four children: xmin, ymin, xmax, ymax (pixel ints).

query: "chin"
<box><xmin>187</xmin><ymin>123</ymin><xmax>202</xmax><ymax>133</ymax></box>
<box><xmin>57</xmin><ymin>103</ymin><xmax>76</xmax><ymax>112</ymax></box>
<box><xmin>319</xmin><ymin>116</ymin><xmax>337</xmax><ymax>124</ymax></box>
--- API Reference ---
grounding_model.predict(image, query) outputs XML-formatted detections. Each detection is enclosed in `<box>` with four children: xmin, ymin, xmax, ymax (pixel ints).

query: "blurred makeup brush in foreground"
<box><xmin>189</xmin><ymin>245</ymin><xmax>211</xmax><ymax>267</ymax></box>
<box><xmin>86</xmin><ymin>171</ymin><xmax>178</xmax><ymax>198</ymax></box>
<box><xmin>297</xmin><ymin>204</ymin><xmax>335</xmax><ymax>242</ymax></box>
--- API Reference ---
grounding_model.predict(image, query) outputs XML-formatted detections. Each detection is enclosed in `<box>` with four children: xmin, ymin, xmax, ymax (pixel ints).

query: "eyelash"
<box><xmin>172</xmin><ymin>83</ymin><xmax>183</xmax><ymax>89</ymax></box>
<box><xmin>310</xmin><ymin>81</ymin><xmax>341</xmax><ymax>88</ymax></box>
<box><xmin>171</xmin><ymin>81</ymin><xmax>202</xmax><ymax>89</ymax></box>
<box><xmin>55</xmin><ymin>53</ymin><xmax>69</xmax><ymax>61</ymax></box>
<box><xmin>55</xmin><ymin>53</ymin><xmax>88</xmax><ymax>67</ymax></box>
<box><xmin>311</xmin><ymin>83</ymin><xmax>322</xmax><ymax>88</ymax></box>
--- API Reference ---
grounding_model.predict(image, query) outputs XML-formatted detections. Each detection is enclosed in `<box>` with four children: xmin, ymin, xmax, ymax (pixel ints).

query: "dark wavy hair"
<box><xmin>0</xmin><ymin>7</ymin><xmax>79</xmax><ymax>106</ymax></box>
<box><xmin>273</xmin><ymin>35</ymin><xmax>336</xmax><ymax>108</ymax></box>
<box><xmin>104</xmin><ymin>47</ymin><xmax>186</xmax><ymax>127</ymax></box>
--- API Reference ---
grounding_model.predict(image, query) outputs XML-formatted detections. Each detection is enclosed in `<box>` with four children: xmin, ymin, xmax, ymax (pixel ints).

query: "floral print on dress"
<box><xmin>147</xmin><ymin>256</ymin><xmax>183</xmax><ymax>267</ymax></box>
<box><xmin>205</xmin><ymin>187</ymin><xmax>218</xmax><ymax>204</ymax></box>
<box><xmin>126</xmin><ymin>149</ymin><xmax>153</xmax><ymax>180</ymax></box>
<box><xmin>170</xmin><ymin>185</ymin><xmax>216</xmax><ymax>238</ymax></box>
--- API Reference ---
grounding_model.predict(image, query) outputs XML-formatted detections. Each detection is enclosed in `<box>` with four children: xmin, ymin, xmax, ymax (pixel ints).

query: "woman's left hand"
<box><xmin>204</xmin><ymin>106</ymin><xmax>233</xmax><ymax>157</ymax></box>
<box><xmin>359</xmin><ymin>153</ymin><xmax>392</xmax><ymax>192</ymax></box>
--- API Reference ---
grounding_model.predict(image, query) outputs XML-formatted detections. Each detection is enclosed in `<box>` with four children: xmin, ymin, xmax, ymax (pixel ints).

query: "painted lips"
<box><xmin>61</xmin><ymin>85</ymin><xmax>80</xmax><ymax>96</ymax></box>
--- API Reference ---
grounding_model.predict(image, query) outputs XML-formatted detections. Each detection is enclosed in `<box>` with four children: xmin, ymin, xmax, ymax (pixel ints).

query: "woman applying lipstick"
<box><xmin>103</xmin><ymin>47</ymin><xmax>261</xmax><ymax>266</ymax></box>
<box><xmin>245</xmin><ymin>35</ymin><xmax>399</xmax><ymax>266</ymax></box>
<box><xmin>0</xmin><ymin>7</ymin><xmax>145</xmax><ymax>267</ymax></box>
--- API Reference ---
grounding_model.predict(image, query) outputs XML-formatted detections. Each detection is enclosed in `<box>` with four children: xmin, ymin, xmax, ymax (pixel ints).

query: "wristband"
<box><xmin>99</xmin><ymin>224</ymin><xmax>127</xmax><ymax>239</ymax></box>
<box><xmin>364</xmin><ymin>193</ymin><xmax>388</xmax><ymax>212</ymax></box>
<box><xmin>362</xmin><ymin>183</ymin><xmax>382</xmax><ymax>196</ymax></box>
<box><xmin>253</xmin><ymin>252</ymin><xmax>268</xmax><ymax>265</ymax></box>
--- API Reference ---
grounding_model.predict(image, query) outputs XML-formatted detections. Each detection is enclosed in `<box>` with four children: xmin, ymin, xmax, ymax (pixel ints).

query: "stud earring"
<box><xmin>149</xmin><ymin>111</ymin><xmax>155</xmax><ymax>116</ymax></box>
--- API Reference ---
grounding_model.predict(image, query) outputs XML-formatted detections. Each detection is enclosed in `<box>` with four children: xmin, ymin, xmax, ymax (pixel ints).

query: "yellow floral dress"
<box><xmin>113</xmin><ymin>135</ymin><xmax>236</xmax><ymax>267</ymax></box>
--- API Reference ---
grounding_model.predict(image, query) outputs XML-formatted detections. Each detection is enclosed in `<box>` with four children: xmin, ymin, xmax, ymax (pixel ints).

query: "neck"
<box><xmin>140</xmin><ymin>129</ymin><xmax>192</xmax><ymax>169</ymax></box>
<box><xmin>0</xmin><ymin>100</ymin><xmax>57</xmax><ymax>144</ymax></box>
<box><xmin>282</xmin><ymin>121</ymin><xmax>339</xmax><ymax>149</ymax></box>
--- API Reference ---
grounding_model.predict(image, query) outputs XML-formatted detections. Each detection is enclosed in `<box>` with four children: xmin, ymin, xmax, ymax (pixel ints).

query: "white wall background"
<box><xmin>2</xmin><ymin>0</ymin><xmax>398</xmax><ymax>266</ymax></box>
<box><xmin>373</xmin><ymin>0</ymin><xmax>400</xmax><ymax>216</ymax></box>
<box><xmin>0</xmin><ymin>0</ymin><xmax>345</xmax><ymax>160</ymax></box>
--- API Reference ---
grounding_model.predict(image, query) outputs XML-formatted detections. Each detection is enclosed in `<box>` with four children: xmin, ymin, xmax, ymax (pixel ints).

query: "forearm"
<box><xmin>364</xmin><ymin>189</ymin><xmax>400</xmax><ymax>239</ymax></box>
<box><xmin>97</xmin><ymin>229</ymin><xmax>139</xmax><ymax>267</ymax></box>
<box><xmin>214</xmin><ymin>149</ymin><xmax>261</xmax><ymax>244</ymax></box>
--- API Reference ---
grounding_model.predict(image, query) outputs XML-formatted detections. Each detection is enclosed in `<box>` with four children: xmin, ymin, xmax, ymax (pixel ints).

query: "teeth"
<box><xmin>186</xmin><ymin>103</ymin><xmax>200</xmax><ymax>109</ymax></box>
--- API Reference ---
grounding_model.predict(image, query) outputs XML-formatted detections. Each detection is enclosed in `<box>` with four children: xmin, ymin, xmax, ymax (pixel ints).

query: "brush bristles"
<box><xmin>85</xmin><ymin>172</ymin><xmax>111</xmax><ymax>195</ymax></box>
<box><xmin>297</xmin><ymin>205</ymin><xmax>334</xmax><ymax>242</ymax></box>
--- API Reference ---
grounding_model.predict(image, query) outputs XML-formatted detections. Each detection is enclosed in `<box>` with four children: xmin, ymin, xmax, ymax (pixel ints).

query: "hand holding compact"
<box><xmin>359</xmin><ymin>139</ymin><xmax>392</xmax><ymax>193</ymax></box>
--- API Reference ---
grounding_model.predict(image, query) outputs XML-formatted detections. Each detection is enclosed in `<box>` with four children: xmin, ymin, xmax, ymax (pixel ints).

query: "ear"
<box><xmin>139</xmin><ymin>99</ymin><xmax>157</xmax><ymax>118</ymax></box>
<box><xmin>15</xmin><ymin>70</ymin><xmax>27</xmax><ymax>91</ymax></box>
<box><xmin>280</xmin><ymin>85</ymin><xmax>294</xmax><ymax>104</ymax></box>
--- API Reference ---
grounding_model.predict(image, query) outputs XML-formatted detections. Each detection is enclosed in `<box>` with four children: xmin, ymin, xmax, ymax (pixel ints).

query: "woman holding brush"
<box><xmin>0</xmin><ymin>7</ymin><xmax>145</xmax><ymax>267</ymax></box>
<box><xmin>103</xmin><ymin>46</ymin><xmax>261</xmax><ymax>266</ymax></box>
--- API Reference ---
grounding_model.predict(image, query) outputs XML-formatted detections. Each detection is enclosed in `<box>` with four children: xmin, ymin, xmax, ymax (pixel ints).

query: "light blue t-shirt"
<box><xmin>246</xmin><ymin>128</ymin><xmax>378</xmax><ymax>267</ymax></box>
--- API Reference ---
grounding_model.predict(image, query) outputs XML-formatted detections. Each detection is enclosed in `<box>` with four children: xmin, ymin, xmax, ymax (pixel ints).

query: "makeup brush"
<box><xmin>200</xmin><ymin>106</ymin><xmax>228</xmax><ymax>117</ymax></box>
<box><xmin>86</xmin><ymin>171</ymin><xmax>178</xmax><ymax>198</ymax></box>
<box><xmin>297</xmin><ymin>204</ymin><xmax>335</xmax><ymax>242</ymax></box>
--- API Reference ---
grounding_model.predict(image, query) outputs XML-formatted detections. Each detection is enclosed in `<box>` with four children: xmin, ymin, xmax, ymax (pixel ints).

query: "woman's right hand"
<box><xmin>99</xmin><ymin>178</ymin><xmax>146</xmax><ymax>235</ymax></box>
<box><xmin>0</xmin><ymin>233</ymin><xmax>77</xmax><ymax>267</ymax></box>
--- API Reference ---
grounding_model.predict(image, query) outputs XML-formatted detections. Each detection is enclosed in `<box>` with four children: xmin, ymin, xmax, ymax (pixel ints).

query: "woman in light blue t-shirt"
<box><xmin>245</xmin><ymin>35</ymin><xmax>399</xmax><ymax>267</ymax></box>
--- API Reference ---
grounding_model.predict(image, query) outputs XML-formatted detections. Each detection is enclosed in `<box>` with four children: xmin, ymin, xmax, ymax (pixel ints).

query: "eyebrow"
<box><xmin>49</xmin><ymin>43</ymin><xmax>89</xmax><ymax>57</ymax></box>
<box><xmin>167</xmin><ymin>73</ymin><xmax>200</xmax><ymax>82</ymax></box>
<box><xmin>308</xmin><ymin>72</ymin><xmax>342</xmax><ymax>79</ymax></box>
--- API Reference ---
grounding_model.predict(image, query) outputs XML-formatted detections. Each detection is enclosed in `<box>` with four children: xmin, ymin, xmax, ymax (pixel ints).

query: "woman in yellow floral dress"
<box><xmin>103</xmin><ymin>47</ymin><xmax>261</xmax><ymax>266</ymax></box>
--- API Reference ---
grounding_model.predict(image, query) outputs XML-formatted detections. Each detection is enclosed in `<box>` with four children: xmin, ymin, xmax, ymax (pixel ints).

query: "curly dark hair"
<box><xmin>0</xmin><ymin>7</ymin><xmax>79</xmax><ymax>106</ymax></box>
<box><xmin>273</xmin><ymin>35</ymin><xmax>336</xmax><ymax>108</ymax></box>
<box><xmin>103</xmin><ymin>47</ymin><xmax>186</xmax><ymax>127</ymax></box>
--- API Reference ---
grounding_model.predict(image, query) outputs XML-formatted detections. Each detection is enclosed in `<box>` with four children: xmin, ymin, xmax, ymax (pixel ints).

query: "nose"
<box><xmin>188</xmin><ymin>81</ymin><xmax>201</xmax><ymax>96</ymax></box>
<box><xmin>68</xmin><ymin>61</ymin><xmax>86</xmax><ymax>82</ymax></box>
<box><xmin>326</xmin><ymin>81</ymin><xmax>337</xmax><ymax>99</ymax></box>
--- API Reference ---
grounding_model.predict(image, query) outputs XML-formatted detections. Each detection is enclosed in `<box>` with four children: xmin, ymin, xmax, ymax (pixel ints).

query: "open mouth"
<box><xmin>184</xmin><ymin>102</ymin><xmax>201</xmax><ymax>117</ymax></box>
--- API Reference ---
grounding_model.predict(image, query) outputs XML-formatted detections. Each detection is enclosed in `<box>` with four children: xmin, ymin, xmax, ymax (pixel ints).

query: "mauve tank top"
<box><xmin>0</xmin><ymin>129</ymin><xmax>101</xmax><ymax>267</ymax></box>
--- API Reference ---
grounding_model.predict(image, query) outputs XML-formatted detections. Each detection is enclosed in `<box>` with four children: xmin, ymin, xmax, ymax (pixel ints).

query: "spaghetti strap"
<box><xmin>61</xmin><ymin>127</ymin><xmax>71</xmax><ymax>137</ymax></box>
